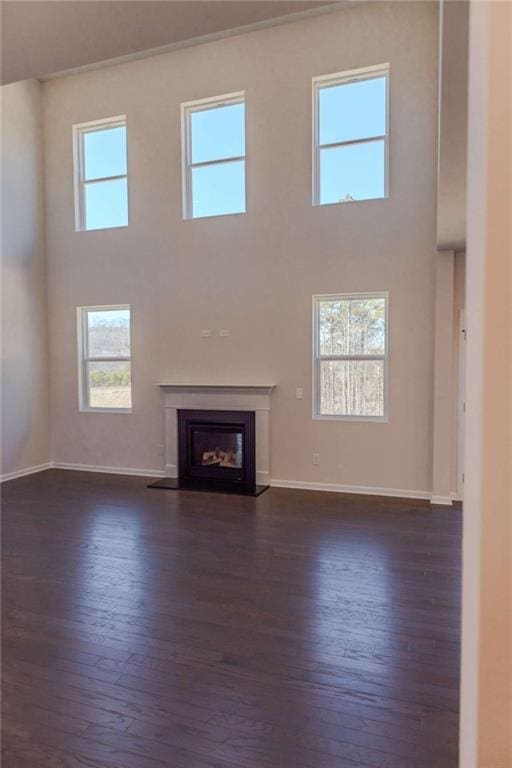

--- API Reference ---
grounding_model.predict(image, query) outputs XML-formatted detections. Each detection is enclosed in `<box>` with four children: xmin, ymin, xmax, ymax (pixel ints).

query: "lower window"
<box><xmin>77</xmin><ymin>305</ymin><xmax>132</xmax><ymax>411</ymax></box>
<box><xmin>313</xmin><ymin>293</ymin><xmax>388</xmax><ymax>420</ymax></box>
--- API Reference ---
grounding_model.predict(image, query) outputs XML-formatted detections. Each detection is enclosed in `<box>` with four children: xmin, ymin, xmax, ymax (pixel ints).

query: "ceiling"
<box><xmin>1</xmin><ymin>0</ymin><xmax>341</xmax><ymax>85</ymax></box>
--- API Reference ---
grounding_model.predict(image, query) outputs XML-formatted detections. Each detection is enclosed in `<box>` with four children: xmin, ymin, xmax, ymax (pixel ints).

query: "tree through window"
<box><xmin>314</xmin><ymin>294</ymin><xmax>388</xmax><ymax>419</ymax></box>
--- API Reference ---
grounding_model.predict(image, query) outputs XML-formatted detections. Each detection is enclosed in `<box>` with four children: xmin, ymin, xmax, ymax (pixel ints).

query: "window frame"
<box><xmin>181</xmin><ymin>91</ymin><xmax>246</xmax><ymax>220</ymax></box>
<box><xmin>312</xmin><ymin>292</ymin><xmax>389</xmax><ymax>422</ymax></box>
<box><xmin>312</xmin><ymin>64</ymin><xmax>390</xmax><ymax>207</ymax></box>
<box><xmin>73</xmin><ymin>115</ymin><xmax>129</xmax><ymax>232</ymax></box>
<box><xmin>77</xmin><ymin>304</ymin><xmax>132</xmax><ymax>414</ymax></box>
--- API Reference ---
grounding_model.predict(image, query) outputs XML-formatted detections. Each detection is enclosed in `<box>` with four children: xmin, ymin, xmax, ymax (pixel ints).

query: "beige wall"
<box><xmin>451</xmin><ymin>249</ymin><xmax>465</xmax><ymax>497</ymax></box>
<box><xmin>1</xmin><ymin>80</ymin><xmax>51</xmax><ymax>478</ymax></box>
<box><xmin>460</xmin><ymin>1</ymin><xmax>512</xmax><ymax>765</ymax></box>
<box><xmin>431</xmin><ymin>248</ymin><xmax>465</xmax><ymax>503</ymax></box>
<box><xmin>437</xmin><ymin>0</ymin><xmax>468</xmax><ymax>249</ymax></box>
<box><xmin>42</xmin><ymin>1</ymin><xmax>439</xmax><ymax>493</ymax></box>
<box><xmin>432</xmin><ymin>248</ymin><xmax>455</xmax><ymax>502</ymax></box>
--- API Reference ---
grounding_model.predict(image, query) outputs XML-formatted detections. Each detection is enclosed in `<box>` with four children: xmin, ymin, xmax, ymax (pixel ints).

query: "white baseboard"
<box><xmin>53</xmin><ymin>462</ymin><xmax>166</xmax><ymax>478</ymax></box>
<box><xmin>430</xmin><ymin>494</ymin><xmax>454</xmax><ymax>506</ymax></box>
<box><xmin>270</xmin><ymin>478</ymin><xmax>432</xmax><ymax>501</ymax></box>
<box><xmin>0</xmin><ymin>462</ymin><xmax>53</xmax><ymax>483</ymax></box>
<box><xmin>2</xmin><ymin>463</ymin><xmax>447</xmax><ymax>506</ymax></box>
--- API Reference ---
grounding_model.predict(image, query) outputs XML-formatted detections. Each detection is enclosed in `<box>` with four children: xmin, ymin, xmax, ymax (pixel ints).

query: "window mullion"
<box><xmin>85</xmin><ymin>357</ymin><xmax>131</xmax><ymax>363</ymax></box>
<box><xmin>317</xmin><ymin>354</ymin><xmax>385</xmax><ymax>362</ymax></box>
<box><xmin>189</xmin><ymin>155</ymin><xmax>245</xmax><ymax>170</ymax></box>
<box><xmin>185</xmin><ymin>108</ymin><xmax>193</xmax><ymax>217</ymax></box>
<box><xmin>79</xmin><ymin>132</ymin><xmax>86</xmax><ymax>230</ymax></box>
<box><xmin>318</xmin><ymin>134</ymin><xmax>386</xmax><ymax>152</ymax></box>
<box><xmin>83</xmin><ymin>309</ymin><xmax>90</xmax><ymax>360</ymax></box>
<box><xmin>83</xmin><ymin>173</ymin><xmax>127</xmax><ymax>186</ymax></box>
<box><xmin>85</xmin><ymin>358</ymin><xmax>91</xmax><ymax>408</ymax></box>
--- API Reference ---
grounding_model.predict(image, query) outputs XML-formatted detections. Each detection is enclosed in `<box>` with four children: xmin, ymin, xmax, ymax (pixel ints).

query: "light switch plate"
<box><xmin>219</xmin><ymin>329</ymin><xmax>230</xmax><ymax>337</ymax></box>
<box><xmin>296</xmin><ymin>387</ymin><xmax>304</xmax><ymax>399</ymax></box>
<box><xmin>200</xmin><ymin>329</ymin><xmax>212</xmax><ymax>337</ymax></box>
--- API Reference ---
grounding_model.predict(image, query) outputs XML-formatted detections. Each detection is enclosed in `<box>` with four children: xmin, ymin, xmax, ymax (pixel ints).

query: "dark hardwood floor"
<box><xmin>1</xmin><ymin>469</ymin><xmax>462</xmax><ymax>768</ymax></box>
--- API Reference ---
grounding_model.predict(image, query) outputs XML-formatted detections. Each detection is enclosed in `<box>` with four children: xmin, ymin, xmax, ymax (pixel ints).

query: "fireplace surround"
<box><xmin>150</xmin><ymin>384</ymin><xmax>274</xmax><ymax>495</ymax></box>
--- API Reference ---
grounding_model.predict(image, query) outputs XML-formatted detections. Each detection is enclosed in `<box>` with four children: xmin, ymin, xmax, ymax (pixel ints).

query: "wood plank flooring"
<box><xmin>1</xmin><ymin>469</ymin><xmax>462</xmax><ymax>767</ymax></box>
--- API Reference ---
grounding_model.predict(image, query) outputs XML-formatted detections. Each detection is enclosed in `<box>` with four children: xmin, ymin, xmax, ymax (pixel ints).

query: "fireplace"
<box><xmin>149</xmin><ymin>384</ymin><xmax>274</xmax><ymax>496</ymax></box>
<box><xmin>178</xmin><ymin>409</ymin><xmax>255</xmax><ymax>491</ymax></box>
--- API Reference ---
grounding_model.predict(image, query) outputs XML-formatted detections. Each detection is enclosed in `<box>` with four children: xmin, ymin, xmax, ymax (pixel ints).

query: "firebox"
<box><xmin>178</xmin><ymin>410</ymin><xmax>256</xmax><ymax>492</ymax></box>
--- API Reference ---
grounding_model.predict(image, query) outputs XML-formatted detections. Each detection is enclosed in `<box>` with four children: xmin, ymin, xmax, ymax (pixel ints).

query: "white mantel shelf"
<box><xmin>158</xmin><ymin>384</ymin><xmax>275</xmax><ymax>395</ymax></box>
<box><xmin>158</xmin><ymin>383</ymin><xmax>275</xmax><ymax>486</ymax></box>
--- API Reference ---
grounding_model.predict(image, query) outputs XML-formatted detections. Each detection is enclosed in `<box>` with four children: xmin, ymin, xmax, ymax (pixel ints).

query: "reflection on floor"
<box><xmin>2</xmin><ymin>469</ymin><xmax>461</xmax><ymax>767</ymax></box>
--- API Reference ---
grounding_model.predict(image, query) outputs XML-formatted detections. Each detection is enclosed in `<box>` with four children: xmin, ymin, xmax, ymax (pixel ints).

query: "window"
<box><xmin>181</xmin><ymin>92</ymin><xmax>246</xmax><ymax>219</ymax></box>
<box><xmin>73</xmin><ymin>116</ymin><xmax>128</xmax><ymax>231</ymax></box>
<box><xmin>313</xmin><ymin>64</ymin><xmax>389</xmax><ymax>205</ymax></box>
<box><xmin>77</xmin><ymin>305</ymin><xmax>132</xmax><ymax>412</ymax></box>
<box><xmin>313</xmin><ymin>293</ymin><xmax>388</xmax><ymax>419</ymax></box>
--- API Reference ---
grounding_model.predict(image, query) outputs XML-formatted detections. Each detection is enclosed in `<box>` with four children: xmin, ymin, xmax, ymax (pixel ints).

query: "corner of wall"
<box><xmin>1</xmin><ymin>79</ymin><xmax>52</xmax><ymax>478</ymax></box>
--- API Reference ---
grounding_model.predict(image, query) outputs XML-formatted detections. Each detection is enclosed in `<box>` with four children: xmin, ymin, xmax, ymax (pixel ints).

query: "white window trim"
<box><xmin>312</xmin><ymin>63</ymin><xmax>390</xmax><ymax>207</ymax></box>
<box><xmin>73</xmin><ymin>115</ymin><xmax>129</xmax><ymax>232</ymax></box>
<box><xmin>180</xmin><ymin>91</ymin><xmax>246</xmax><ymax>220</ymax></box>
<box><xmin>312</xmin><ymin>292</ymin><xmax>389</xmax><ymax>422</ymax></box>
<box><xmin>77</xmin><ymin>304</ymin><xmax>132</xmax><ymax>414</ymax></box>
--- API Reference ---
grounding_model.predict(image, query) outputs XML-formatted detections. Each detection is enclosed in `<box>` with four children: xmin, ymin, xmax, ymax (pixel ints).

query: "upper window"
<box><xmin>313</xmin><ymin>293</ymin><xmax>388</xmax><ymax>420</ymax></box>
<box><xmin>77</xmin><ymin>305</ymin><xmax>132</xmax><ymax>412</ymax></box>
<box><xmin>73</xmin><ymin>117</ymin><xmax>128</xmax><ymax>231</ymax></box>
<box><xmin>181</xmin><ymin>92</ymin><xmax>246</xmax><ymax>219</ymax></box>
<box><xmin>313</xmin><ymin>65</ymin><xmax>389</xmax><ymax>205</ymax></box>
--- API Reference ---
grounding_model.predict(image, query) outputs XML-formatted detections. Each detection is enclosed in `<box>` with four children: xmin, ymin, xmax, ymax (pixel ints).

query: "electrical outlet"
<box><xmin>200</xmin><ymin>329</ymin><xmax>212</xmax><ymax>337</ymax></box>
<box><xmin>296</xmin><ymin>387</ymin><xmax>304</xmax><ymax>399</ymax></box>
<box><xmin>312</xmin><ymin>453</ymin><xmax>320</xmax><ymax>465</ymax></box>
<box><xmin>219</xmin><ymin>329</ymin><xmax>230</xmax><ymax>337</ymax></box>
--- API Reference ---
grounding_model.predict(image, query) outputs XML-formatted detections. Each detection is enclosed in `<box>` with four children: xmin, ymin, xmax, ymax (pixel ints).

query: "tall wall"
<box><xmin>1</xmin><ymin>80</ymin><xmax>51</xmax><ymax>478</ymax></box>
<box><xmin>42</xmin><ymin>1</ymin><xmax>439</xmax><ymax>494</ymax></box>
<box><xmin>437</xmin><ymin>0</ymin><xmax>468</xmax><ymax>249</ymax></box>
<box><xmin>431</xmin><ymin>247</ymin><xmax>466</xmax><ymax>503</ymax></box>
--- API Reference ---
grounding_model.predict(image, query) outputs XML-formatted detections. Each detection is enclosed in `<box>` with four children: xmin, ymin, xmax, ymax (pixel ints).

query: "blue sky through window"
<box><xmin>318</xmin><ymin>74</ymin><xmax>387</xmax><ymax>203</ymax></box>
<box><xmin>191</xmin><ymin>103</ymin><xmax>245</xmax><ymax>163</ymax></box>
<box><xmin>85</xmin><ymin>178</ymin><xmax>128</xmax><ymax>230</ymax></box>
<box><xmin>188</xmin><ymin>100</ymin><xmax>246</xmax><ymax>218</ymax></box>
<box><xmin>319</xmin><ymin>77</ymin><xmax>386</xmax><ymax>145</ymax></box>
<box><xmin>84</xmin><ymin>126</ymin><xmax>127</xmax><ymax>180</ymax></box>
<box><xmin>82</xmin><ymin>124</ymin><xmax>128</xmax><ymax>229</ymax></box>
<box><xmin>192</xmin><ymin>161</ymin><xmax>245</xmax><ymax>218</ymax></box>
<box><xmin>320</xmin><ymin>140</ymin><xmax>385</xmax><ymax>203</ymax></box>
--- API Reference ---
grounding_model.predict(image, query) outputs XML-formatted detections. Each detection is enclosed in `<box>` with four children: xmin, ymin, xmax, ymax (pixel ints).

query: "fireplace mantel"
<box><xmin>158</xmin><ymin>384</ymin><xmax>275</xmax><ymax>486</ymax></box>
<box><xmin>159</xmin><ymin>384</ymin><xmax>274</xmax><ymax>395</ymax></box>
